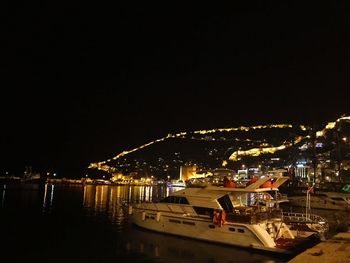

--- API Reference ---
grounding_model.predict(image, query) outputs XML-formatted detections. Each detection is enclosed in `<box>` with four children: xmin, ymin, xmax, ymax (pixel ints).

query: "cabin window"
<box><xmin>238</xmin><ymin>229</ymin><xmax>245</xmax><ymax>233</ymax></box>
<box><xmin>160</xmin><ymin>196</ymin><xmax>189</xmax><ymax>204</ymax></box>
<box><xmin>193</xmin><ymin>206</ymin><xmax>214</xmax><ymax>216</ymax></box>
<box><xmin>229</xmin><ymin>227</ymin><xmax>236</xmax><ymax>232</ymax></box>
<box><xmin>331</xmin><ymin>197</ymin><xmax>345</xmax><ymax>201</ymax></box>
<box><xmin>182</xmin><ymin>221</ymin><xmax>195</xmax><ymax>226</ymax></box>
<box><xmin>218</xmin><ymin>194</ymin><xmax>234</xmax><ymax>212</ymax></box>
<box><xmin>169</xmin><ymin>219</ymin><xmax>181</xmax><ymax>224</ymax></box>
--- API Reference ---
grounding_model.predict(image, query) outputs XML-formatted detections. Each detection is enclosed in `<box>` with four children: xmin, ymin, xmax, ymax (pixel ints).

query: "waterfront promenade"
<box><xmin>289</xmin><ymin>231</ymin><xmax>350</xmax><ymax>263</ymax></box>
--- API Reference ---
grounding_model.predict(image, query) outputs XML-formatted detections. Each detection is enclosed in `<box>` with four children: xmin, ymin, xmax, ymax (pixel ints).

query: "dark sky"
<box><xmin>2</xmin><ymin>2</ymin><xmax>350</xmax><ymax>176</ymax></box>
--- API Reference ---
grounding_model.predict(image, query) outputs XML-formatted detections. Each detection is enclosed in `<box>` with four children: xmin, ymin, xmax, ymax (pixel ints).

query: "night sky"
<box><xmin>2</xmin><ymin>2</ymin><xmax>350</xmax><ymax>176</ymax></box>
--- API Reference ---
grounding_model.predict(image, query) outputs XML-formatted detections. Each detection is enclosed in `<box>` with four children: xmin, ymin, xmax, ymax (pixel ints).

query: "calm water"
<box><xmin>0</xmin><ymin>183</ymin><xmax>293</xmax><ymax>263</ymax></box>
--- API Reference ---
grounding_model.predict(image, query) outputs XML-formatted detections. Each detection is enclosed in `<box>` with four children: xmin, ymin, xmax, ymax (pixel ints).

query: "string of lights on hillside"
<box><xmin>88</xmin><ymin>123</ymin><xmax>305</xmax><ymax>172</ymax></box>
<box><xmin>227</xmin><ymin>136</ymin><xmax>305</xmax><ymax>162</ymax></box>
<box><xmin>192</xmin><ymin>124</ymin><xmax>294</xmax><ymax>134</ymax></box>
<box><xmin>88</xmin><ymin>115</ymin><xmax>349</xmax><ymax>173</ymax></box>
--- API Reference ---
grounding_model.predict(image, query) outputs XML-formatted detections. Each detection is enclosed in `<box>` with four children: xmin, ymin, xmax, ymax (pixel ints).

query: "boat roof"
<box><xmin>172</xmin><ymin>187</ymin><xmax>227</xmax><ymax>199</ymax></box>
<box><xmin>170</xmin><ymin>187</ymin><xmax>230</xmax><ymax>209</ymax></box>
<box><xmin>170</xmin><ymin>175</ymin><xmax>289</xmax><ymax>206</ymax></box>
<box><xmin>207</xmin><ymin>175</ymin><xmax>289</xmax><ymax>193</ymax></box>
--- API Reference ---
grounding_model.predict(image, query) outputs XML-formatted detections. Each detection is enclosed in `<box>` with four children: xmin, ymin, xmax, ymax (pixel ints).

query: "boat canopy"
<box><xmin>170</xmin><ymin>188</ymin><xmax>233</xmax><ymax>209</ymax></box>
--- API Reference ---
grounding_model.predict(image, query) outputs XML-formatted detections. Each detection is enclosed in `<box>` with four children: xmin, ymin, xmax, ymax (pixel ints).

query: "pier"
<box><xmin>288</xmin><ymin>231</ymin><xmax>350</xmax><ymax>263</ymax></box>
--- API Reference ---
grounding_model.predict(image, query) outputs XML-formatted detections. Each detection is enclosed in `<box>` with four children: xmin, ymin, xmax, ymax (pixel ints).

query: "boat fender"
<box><xmin>142</xmin><ymin>211</ymin><xmax>146</xmax><ymax>221</ymax></box>
<box><xmin>128</xmin><ymin>205</ymin><xmax>133</xmax><ymax>215</ymax></box>
<box><xmin>220</xmin><ymin>210</ymin><xmax>226</xmax><ymax>226</ymax></box>
<box><xmin>213</xmin><ymin>210</ymin><xmax>220</xmax><ymax>225</ymax></box>
<box><xmin>213</xmin><ymin>210</ymin><xmax>226</xmax><ymax>227</ymax></box>
<box><xmin>156</xmin><ymin>212</ymin><xmax>161</xmax><ymax>222</ymax></box>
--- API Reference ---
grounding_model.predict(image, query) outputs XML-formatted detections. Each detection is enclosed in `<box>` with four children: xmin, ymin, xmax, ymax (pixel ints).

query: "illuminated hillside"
<box><xmin>88</xmin><ymin>115</ymin><xmax>350</xmax><ymax>178</ymax></box>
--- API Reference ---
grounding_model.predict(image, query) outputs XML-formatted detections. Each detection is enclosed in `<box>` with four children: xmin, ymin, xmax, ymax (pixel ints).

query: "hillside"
<box><xmin>88</xmin><ymin>115</ymin><xmax>350</xmax><ymax>181</ymax></box>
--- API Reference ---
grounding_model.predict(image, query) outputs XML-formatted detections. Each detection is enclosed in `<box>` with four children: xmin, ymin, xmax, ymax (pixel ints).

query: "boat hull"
<box><xmin>288</xmin><ymin>196</ymin><xmax>350</xmax><ymax>211</ymax></box>
<box><xmin>130</xmin><ymin>208</ymin><xmax>293</xmax><ymax>254</ymax></box>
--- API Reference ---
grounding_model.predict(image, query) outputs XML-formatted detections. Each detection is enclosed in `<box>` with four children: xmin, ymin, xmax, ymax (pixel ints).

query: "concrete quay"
<box><xmin>288</xmin><ymin>231</ymin><xmax>350</xmax><ymax>263</ymax></box>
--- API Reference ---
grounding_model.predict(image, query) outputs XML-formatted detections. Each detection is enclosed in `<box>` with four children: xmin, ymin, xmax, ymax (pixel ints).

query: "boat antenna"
<box><xmin>306</xmin><ymin>183</ymin><xmax>315</xmax><ymax>220</ymax></box>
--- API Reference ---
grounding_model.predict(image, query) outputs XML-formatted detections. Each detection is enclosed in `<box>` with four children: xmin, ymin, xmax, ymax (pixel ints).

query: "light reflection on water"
<box><xmin>1</xmin><ymin>183</ymin><xmax>288</xmax><ymax>263</ymax></box>
<box><xmin>81</xmin><ymin>184</ymin><xmax>180</xmax><ymax>227</ymax></box>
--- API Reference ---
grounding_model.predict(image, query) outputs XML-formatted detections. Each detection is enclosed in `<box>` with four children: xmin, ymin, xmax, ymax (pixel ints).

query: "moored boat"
<box><xmin>129</xmin><ymin>175</ymin><xmax>318</xmax><ymax>254</ymax></box>
<box><xmin>287</xmin><ymin>191</ymin><xmax>350</xmax><ymax>211</ymax></box>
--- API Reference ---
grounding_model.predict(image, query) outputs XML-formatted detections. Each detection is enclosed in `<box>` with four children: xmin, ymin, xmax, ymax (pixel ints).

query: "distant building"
<box><xmin>295</xmin><ymin>165</ymin><xmax>309</xmax><ymax>179</ymax></box>
<box><xmin>179</xmin><ymin>165</ymin><xmax>197</xmax><ymax>181</ymax></box>
<box><xmin>211</xmin><ymin>168</ymin><xmax>237</xmax><ymax>180</ymax></box>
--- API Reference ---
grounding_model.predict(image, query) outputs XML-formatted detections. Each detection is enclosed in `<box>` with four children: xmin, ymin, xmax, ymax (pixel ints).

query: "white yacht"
<box><xmin>129</xmin><ymin>175</ymin><xmax>314</xmax><ymax>254</ymax></box>
<box><xmin>288</xmin><ymin>191</ymin><xmax>350</xmax><ymax>210</ymax></box>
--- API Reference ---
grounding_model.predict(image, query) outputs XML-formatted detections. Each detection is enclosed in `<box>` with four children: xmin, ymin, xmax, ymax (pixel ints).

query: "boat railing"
<box><xmin>226</xmin><ymin>206</ymin><xmax>284</xmax><ymax>224</ymax></box>
<box><xmin>282</xmin><ymin>211</ymin><xmax>328</xmax><ymax>224</ymax></box>
<box><xmin>282</xmin><ymin>211</ymin><xmax>329</xmax><ymax>238</ymax></box>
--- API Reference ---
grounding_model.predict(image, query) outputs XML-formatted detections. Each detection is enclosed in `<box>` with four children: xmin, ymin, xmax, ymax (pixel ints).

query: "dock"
<box><xmin>288</xmin><ymin>231</ymin><xmax>350</xmax><ymax>263</ymax></box>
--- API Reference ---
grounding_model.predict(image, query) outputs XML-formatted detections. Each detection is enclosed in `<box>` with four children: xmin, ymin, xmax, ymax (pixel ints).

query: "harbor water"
<box><xmin>0</xmin><ymin>183</ymin><xmax>301</xmax><ymax>263</ymax></box>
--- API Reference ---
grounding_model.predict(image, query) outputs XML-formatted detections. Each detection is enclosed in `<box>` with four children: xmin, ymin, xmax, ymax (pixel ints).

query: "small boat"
<box><xmin>129</xmin><ymin>174</ymin><xmax>317</xmax><ymax>254</ymax></box>
<box><xmin>168</xmin><ymin>180</ymin><xmax>186</xmax><ymax>188</ymax></box>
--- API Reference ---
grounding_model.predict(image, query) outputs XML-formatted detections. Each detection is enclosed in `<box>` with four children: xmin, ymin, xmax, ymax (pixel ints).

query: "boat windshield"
<box><xmin>218</xmin><ymin>194</ymin><xmax>234</xmax><ymax>212</ymax></box>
